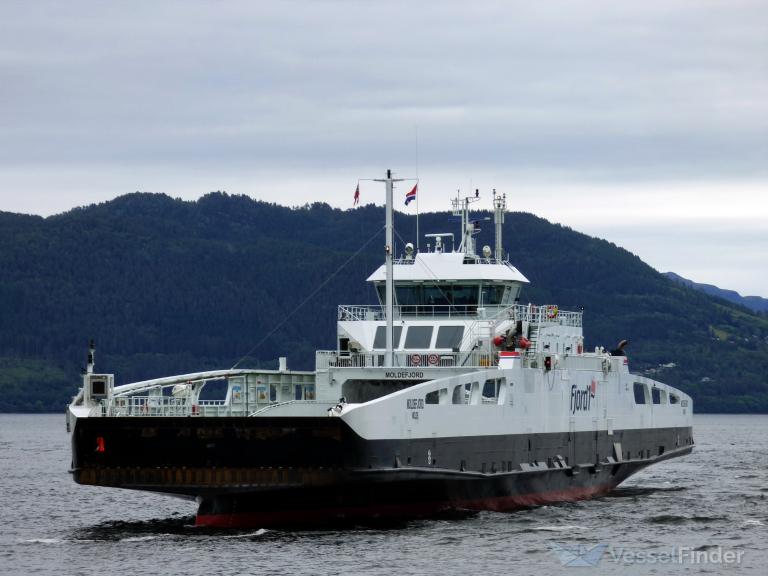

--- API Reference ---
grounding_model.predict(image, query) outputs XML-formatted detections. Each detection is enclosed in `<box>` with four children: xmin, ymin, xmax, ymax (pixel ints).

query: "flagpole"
<box><xmin>416</xmin><ymin>181</ymin><xmax>419</xmax><ymax>253</ymax></box>
<box><xmin>415</xmin><ymin>125</ymin><xmax>420</xmax><ymax>253</ymax></box>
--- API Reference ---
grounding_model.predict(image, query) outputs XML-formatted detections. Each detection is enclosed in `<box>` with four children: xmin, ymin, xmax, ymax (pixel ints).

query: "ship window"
<box><xmin>481</xmin><ymin>284</ymin><xmax>505</xmax><ymax>305</ymax></box>
<box><xmin>451</xmin><ymin>285</ymin><xmax>478</xmax><ymax>306</ymax></box>
<box><xmin>404</xmin><ymin>326</ymin><xmax>433</xmax><ymax>349</ymax></box>
<box><xmin>436</xmin><ymin>326</ymin><xmax>464</xmax><ymax>349</ymax></box>
<box><xmin>482</xmin><ymin>379</ymin><xmax>498</xmax><ymax>401</ymax></box>
<box><xmin>199</xmin><ymin>378</ymin><xmax>228</xmax><ymax>400</ymax></box>
<box><xmin>395</xmin><ymin>286</ymin><xmax>420</xmax><ymax>306</ymax></box>
<box><xmin>373</xmin><ymin>326</ymin><xmax>403</xmax><ymax>349</ymax></box>
<box><xmin>670</xmin><ymin>393</ymin><xmax>679</xmax><ymax>404</ymax></box>
<box><xmin>425</xmin><ymin>390</ymin><xmax>439</xmax><ymax>404</ymax></box>
<box><xmin>90</xmin><ymin>379</ymin><xmax>106</xmax><ymax>396</ymax></box>
<box><xmin>652</xmin><ymin>388</ymin><xmax>661</xmax><ymax>404</ymax></box>
<box><xmin>633</xmin><ymin>382</ymin><xmax>648</xmax><ymax>404</ymax></box>
<box><xmin>391</xmin><ymin>283</ymin><xmax>481</xmax><ymax>310</ymax></box>
<box><xmin>422</xmin><ymin>285</ymin><xmax>450</xmax><ymax>306</ymax></box>
<box><xmin>452</xmin><ymin>384</ymin><xmax>466</xmax><ymax>404</ymax></box>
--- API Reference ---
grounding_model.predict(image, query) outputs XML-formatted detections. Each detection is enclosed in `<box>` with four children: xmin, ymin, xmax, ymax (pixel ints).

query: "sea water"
<box><xmin>0</xmin><ymin>414</ymin><xmax>765</xmax><ymax>575</ymax></box>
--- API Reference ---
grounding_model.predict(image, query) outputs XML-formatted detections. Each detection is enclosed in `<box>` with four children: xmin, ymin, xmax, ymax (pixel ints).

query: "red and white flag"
<box><xmin>405</xmin><ymin>183</ymin><xmax>417</xmax><ymax>206</ymax></box>
<box><xmin>353</xmin><ymin>183</ymin><xmax>360</xmax><ymax>206</ymax></box>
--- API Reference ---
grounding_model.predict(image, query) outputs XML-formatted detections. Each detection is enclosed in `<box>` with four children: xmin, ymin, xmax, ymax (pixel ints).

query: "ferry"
<box><xmin>66</xmin><ymin>171</ymin><xmax>694</xmax><ymax>527</ymax></box>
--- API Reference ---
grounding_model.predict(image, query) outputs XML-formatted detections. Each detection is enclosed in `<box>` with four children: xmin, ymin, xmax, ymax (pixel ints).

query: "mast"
<box><xmin>87</xmin><ymin>339</ymin><xmax>95</xmax><ymax>374</ymax></box>
<box><xmin>493</xmin><ymin>188</ymin><xmax>506</xmax><ymax>262</ymax></box>
<box><xmin>374</xmin><ymin>169</ymin><xmax>402</xmax><ymax>367</ymax></box>
<box><xmin>451</xmin><ymin>190</ymin><xmax>481</xmax><ymax>255</ymax></box>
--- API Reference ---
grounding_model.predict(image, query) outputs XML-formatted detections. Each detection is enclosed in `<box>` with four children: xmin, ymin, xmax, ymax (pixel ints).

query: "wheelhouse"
<box><xmin>374</xmin><ymin>280</ymin><xmax>521</xmax><ymax>312</ymax></box>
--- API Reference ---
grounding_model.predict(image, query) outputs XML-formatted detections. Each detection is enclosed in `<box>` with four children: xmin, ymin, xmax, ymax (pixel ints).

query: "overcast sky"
<box><xmin>1</xmin><ymin>1</ymin><xmax>766</xmax><ymax>296</ymax></box>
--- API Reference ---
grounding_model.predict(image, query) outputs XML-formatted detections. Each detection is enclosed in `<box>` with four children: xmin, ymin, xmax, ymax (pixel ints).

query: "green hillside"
<box><xmin>0</xmin><ymin>192</ymin><xmax>766</xmax><ymax>412</ymax></box>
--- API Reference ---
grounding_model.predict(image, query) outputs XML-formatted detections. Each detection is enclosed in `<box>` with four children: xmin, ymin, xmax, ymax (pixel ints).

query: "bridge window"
<box><xmin>388</xmin><ymin>284</ymin><xmax>480</xmax><ymax>307</ymax></box>
<box><xmin>422</xmin><ymin>285</ymin><xmax>450</xmax><ymax>306</ymax></box>
<box><xmin>451</xmin><ymin>285</ymin><xmax>478</xmax><ymax>306</ymax></box>
<box><xmin>670</xmin><ymin>393</ymin><xmax>679</xmax><ymax>404</ymax></box>
<box><xmin>395</xmin><ymin>286</ymin><xmax>420</xmax><ymax>306</ymax></box>
<box><xmin>404</xmin><ymin>326</ymin><xmax>433</xmax><ymax>349</ymax></box>
<box><xmin>633</xmin><ymin>382</ymin><xmax>649</xmax><ymax>404</ymax></box>
<box><xmin>652</xmin><ymin>388</ymin><xmax>661</xmax><ymax>404</ymax></box>
<box><xmin>436</xmin><ymin>326</ymin><xmax>464</xmax><ymax>349</ymax></box>
<box><xmin>425</xmin><ymin>390</ymin><xmax>439</xmax><ymax>404</ymax></box>
<box><xmin>481</xmin><ymin>284</ymin><xmax>505</xmax><ymax>305</ymax></box>
<box><xmin>373</xmin><ymin>326</ymin><xmax>403</xmax><ymax>349</ymax></box>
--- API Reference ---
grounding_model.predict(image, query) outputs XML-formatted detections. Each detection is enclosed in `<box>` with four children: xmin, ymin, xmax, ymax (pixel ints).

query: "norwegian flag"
<box><xmin>353</xmin><ymin>183</ymin><xmax>360</xmax><ymax>206</ymax></box>
<box><xmin>405</xmin><ymin>183</ymin><xmax>417</xmax><ymax>206</ymax></box>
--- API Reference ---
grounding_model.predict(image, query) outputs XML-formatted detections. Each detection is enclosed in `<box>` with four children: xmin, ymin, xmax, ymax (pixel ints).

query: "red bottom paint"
<box><xmin>195</xmin><ymin>483</ymin><xmax>616</xmax><ymax>528</ymax></box>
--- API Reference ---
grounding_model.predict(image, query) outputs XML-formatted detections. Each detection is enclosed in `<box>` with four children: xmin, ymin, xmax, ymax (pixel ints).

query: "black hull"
<box><xmin>71</xmin><ymin>416</ymin><xmax>694</xmax><ymax>527</ymax></box>
<box><xmin>194</xmin><ymin>453</ymin><xmax>690</xmax><ymax>528</ymax></box>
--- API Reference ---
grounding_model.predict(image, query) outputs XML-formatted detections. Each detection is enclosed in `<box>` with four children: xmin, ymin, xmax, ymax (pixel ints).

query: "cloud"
<box><xmin>1</xmin><ymin>1</ymin><xmax>765</xmax><ymax>171</ymax></box>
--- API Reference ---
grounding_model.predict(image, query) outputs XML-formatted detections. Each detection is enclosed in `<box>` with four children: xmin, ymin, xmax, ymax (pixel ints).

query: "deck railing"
<box><xmin>512</xmin><ymin>304</ymin><xmax>582</xmax><ymax>327</ymax></box>
<box><xmin>337</xmin><ymin>305</ymin><xmax>386</xmax><ymax>321</ymax></box>
<box><xmin>316</xmin><ymin>349</ymin><xmax>496</xmax><ymax>370</ymax></box>
<box><xmin>105</xmin><ymin>396</ymin><xmax>229</xmax><ymax>417</ymax></box>
<box><xmin>337</xmin><ymin>303</ymin><xmax>582</xmax><ymax>326</ymax></box>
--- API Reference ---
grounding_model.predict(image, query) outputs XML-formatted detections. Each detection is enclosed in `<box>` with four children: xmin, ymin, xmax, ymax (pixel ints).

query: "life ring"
<box><xmin>546</xmin><ymin>305</ymin><xmax>559</xmax><ymax>319</ymax></box>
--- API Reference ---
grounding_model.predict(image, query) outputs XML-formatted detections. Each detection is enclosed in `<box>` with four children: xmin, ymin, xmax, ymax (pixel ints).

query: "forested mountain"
<box><xmin>663</xmin><ymin>272</ymin><xmax>768</xmax><ymax>313</ymax></box>
<box><xmin>1</xmin><ymin>192</ymin><xmax>766</xmax><ymax>412</ymax></box>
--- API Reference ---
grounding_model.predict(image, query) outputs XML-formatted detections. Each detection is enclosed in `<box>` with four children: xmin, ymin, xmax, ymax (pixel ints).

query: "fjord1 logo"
<box><xmin>570</xmin><ymin>379</ymin><xmax>597</xmax><ymax>414</ymax></box>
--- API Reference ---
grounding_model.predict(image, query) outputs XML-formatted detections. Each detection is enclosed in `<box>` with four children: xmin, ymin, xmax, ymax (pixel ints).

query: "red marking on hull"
<box><xmin>195</xmin><ymin>482</ymin><xmax>616</xmax><ymax>528</ymax></box>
